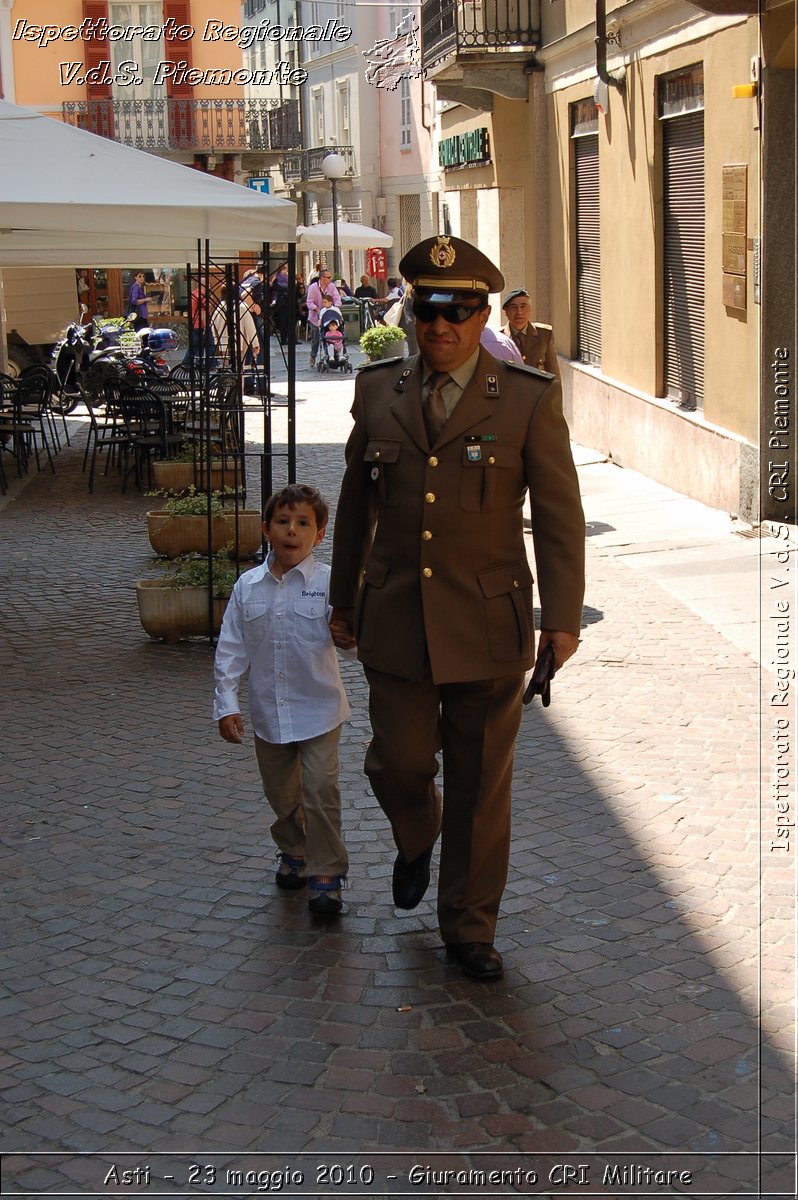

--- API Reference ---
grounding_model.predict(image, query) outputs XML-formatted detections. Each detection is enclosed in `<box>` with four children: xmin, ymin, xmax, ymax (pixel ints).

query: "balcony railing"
<box><xmin>61</xmin><ymin>99</ymin><xmax>301</xmax><ymax>153</ymax></box>
<box><xmin>421</xmin><ymin>0</ymin><xmax>539</xmax><ymax>69</ymax></box>
<box><xmin>282</xmin><ymin>145</ymin><xmax>356</xmax><ymax>187</ymax></box>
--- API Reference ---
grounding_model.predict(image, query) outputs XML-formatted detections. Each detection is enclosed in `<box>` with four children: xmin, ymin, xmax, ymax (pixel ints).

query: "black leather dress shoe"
<box><xmin>445</xmin><ymin>942</ymin><xmax>504</xmax><ymax>979</ymax></box>
<box><xmin>392</xmin><ymin>844</ymin><xmax>434</xmax><ymax>909</ymax></box>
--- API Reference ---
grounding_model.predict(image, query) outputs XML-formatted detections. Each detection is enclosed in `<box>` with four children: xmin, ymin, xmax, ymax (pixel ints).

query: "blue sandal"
<box><xmin>307</xmin><ymin>875</ymin><xmax>345</xmax><ymax>915</ymax></box>
<box><xmin>275</xmin><ymin>852</ymin><xmax>307</xmax><ymax>891</ymax></box>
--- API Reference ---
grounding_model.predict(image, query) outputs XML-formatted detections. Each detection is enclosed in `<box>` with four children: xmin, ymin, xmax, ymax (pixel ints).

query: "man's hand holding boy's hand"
<box><xmin>330</xmin><ymin>607</ymin><xmax>357</xmax><ymax>651</ymax></box>
<box><xmin>218</xmin><ymin>714</ymin><xmax>244</xmax><ymax>744</ymax></box>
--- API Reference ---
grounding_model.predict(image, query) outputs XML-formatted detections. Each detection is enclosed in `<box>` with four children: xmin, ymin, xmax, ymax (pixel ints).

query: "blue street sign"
<box><xmin>248</xmin><ymin>176</ymin><xmax>270</xmax><ymax>194</ymax></box>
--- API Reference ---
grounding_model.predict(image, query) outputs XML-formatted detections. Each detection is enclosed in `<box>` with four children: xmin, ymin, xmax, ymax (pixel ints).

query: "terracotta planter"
<box><xmin>151</xmin><ymin>461</ymin><xmax>241</xmax><ymax>493</ymax></box>
<box><xmin>146</xmin><ymin>510</ymin><xmax>263</xmax><ymax>559</ymax></box>
<box><xmin>135</xmin><ymin>580</ymin><xmax>229</xmax><ymax>643</ymax></box>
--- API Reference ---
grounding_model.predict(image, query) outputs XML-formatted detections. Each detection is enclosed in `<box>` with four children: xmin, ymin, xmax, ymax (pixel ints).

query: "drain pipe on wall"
<box><xmin>595</xmin><ymin>0</ymin><xmax>626</xmax><ymax>99</ymax></box>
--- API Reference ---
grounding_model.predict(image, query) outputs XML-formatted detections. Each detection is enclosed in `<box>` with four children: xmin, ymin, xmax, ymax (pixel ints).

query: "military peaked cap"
<box><xmin>399</xmin><ymin>235</ymin><xmax>505</xmax><ymax>297</ymax></box>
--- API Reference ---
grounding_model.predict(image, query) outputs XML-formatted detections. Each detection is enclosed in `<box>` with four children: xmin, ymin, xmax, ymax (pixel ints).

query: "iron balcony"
<box><xmin>61</xmin><ymin>98</ymin><xmax>302</xmax><ymax>153</ymax></box>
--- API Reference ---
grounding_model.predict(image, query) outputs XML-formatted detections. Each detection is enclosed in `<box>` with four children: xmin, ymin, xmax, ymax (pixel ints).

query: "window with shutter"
<box><xmin>162</xmin><ymin>0</ymin><xmax>195</xmax><ymax>145</ymax></box>
<box><xmin>82</xmin><ymin>0</ymin><xmax>114</xmax><ymax>137</ymax></box>
<box><xmin>574</xmin><ymin>134</ymin><xmax>601</xmax><ymax>365</ymax></box>
<box><xmin>399</xmin><ymin>194</ymin><xmax>422</xmax><ymax>259</ymax></box>
<box><xmin>662</xmin><ymin>111</ymin><xmax>705</xmax><ymax>409</ymax></box>
<box><xmin>108</xmin><ymin>4</ymin><xmax>165</xmax><ymax>98</ymax></box>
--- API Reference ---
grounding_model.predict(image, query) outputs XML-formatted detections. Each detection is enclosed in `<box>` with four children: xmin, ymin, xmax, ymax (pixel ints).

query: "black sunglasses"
<box><xmin>412</xmin><ymin>299</ymin><xmax>486</xmax><ymax>325</ymax></box>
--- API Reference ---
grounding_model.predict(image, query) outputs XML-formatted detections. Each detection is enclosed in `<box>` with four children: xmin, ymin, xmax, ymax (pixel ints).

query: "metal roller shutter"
<box><xmin>575</xmin><ymin>134</ymin><xmax>601</xmax><ymax>365</ymax></box>
<box><xmin>663</xmin><ymin>111</ymin><xmax>705</xmax><ymax>408</ymax></box>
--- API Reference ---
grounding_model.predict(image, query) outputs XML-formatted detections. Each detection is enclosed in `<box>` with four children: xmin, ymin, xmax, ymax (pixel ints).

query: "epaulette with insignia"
<box><xmin>357</xmin><ymin>355</ymin><xmax>406</xmax><ymax>371</ymax></box>
<box><xmin>505</xmin><ymin>361</ymin><xmax>555</xmax><ymax>382</ymax></box>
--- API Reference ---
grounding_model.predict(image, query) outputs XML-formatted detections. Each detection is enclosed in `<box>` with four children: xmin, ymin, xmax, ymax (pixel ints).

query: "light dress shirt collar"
<box><xmin>213</xmin><ymin>551</ymin><xmax>350</xmax><ymax>744</ymax></box>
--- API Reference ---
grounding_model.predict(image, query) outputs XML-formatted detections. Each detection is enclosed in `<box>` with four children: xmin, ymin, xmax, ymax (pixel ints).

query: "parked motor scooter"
<box><xmin>51</xmin><ymin>311</ymin><xmax>178</xmax><ymax>413</ymax></box>
<box><xmin>50</xmin><ymin>306</ymin><xmax>94</xmax><ymax>414</ymax></box>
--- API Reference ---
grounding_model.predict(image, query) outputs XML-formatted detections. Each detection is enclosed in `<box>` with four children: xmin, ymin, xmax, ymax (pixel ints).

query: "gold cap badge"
<box><xmin>429</xmin><ymin>237</ymin><xmax>456</xmax><ymax>270</ymax></box>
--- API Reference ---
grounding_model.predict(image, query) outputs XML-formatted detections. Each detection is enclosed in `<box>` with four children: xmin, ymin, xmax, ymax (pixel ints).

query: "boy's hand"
<box><xmin>330</xmin><ymin>607</ymin><xmax>356</xmax><ymax>651</ymax></box>
<box><xmin>219</xmin><ymin>714</ymin><xmax>244</xmax><ymax>744</ymax></box>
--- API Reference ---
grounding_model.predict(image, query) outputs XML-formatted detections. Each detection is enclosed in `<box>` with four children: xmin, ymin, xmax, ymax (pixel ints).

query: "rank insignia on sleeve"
<box><xmin>485</xmin><ymin>374</ymin><xmax>499</xmax><ymax>395</ymax></box>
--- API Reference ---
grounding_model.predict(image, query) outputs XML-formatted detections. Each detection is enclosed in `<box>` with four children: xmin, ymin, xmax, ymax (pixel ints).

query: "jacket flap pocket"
<box><xmin>363</xmin><ymin>556</ymin><xmax>390</xmax><ymax>588</ymax></box>
<box><xmin>364</xmin><ymin>440</ymin><xmax>402</xmax><ymax>464</ymax></box>
<box><xmin>478</xmin><ymin>560</ymin><xmax>533</xmax><ymax>599</ymax></box>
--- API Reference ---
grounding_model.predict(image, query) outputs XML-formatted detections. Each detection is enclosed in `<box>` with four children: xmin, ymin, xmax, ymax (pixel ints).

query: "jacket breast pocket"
<box><xmin>478</xmin><ymin>560</ymin><xmax>534</xmax><ymax>662</ymax></box>
<box><xmin>459</xmin><ymin>443</ymin><xmax>519</xmax><ymax>512</ymax></box>
<box><xmin>364</xmin><ymin>440</ymin><xmax>402</xmax><ymax>507</ymax></box>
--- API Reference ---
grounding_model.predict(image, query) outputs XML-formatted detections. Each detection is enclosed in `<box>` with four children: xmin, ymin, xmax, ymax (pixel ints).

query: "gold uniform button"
<box><xmin>423</xmin><ymin>567</ymin><xmax>433</xmax><ymax>578</ymax></box>
<box><xmin>513</xmin><ymin>579</ymin><xmax>519</xmax><ymax>588</ymax></box>
<box><xmin>374</xmin><ymin>450</ymin><xmax>381</xmax><ymax>459</ymax></box>
<box><xmin>488</xmin><ymin>456</ymin><xmax>496</xmax><ymax>465</ymax></box>
<box><xmin>422</xmin><ymin>530</ymin><xmax>432</xmax><ymax>541</ymax></box>
<box><xmin>428</xmin><ymin>456</ymin><xmax>438</xmax><ymax>467</ymax></box>
<box><xmin>425</xmin><ymin>492</ymin><xmax>436</xmax><ymax>503</ymax></box>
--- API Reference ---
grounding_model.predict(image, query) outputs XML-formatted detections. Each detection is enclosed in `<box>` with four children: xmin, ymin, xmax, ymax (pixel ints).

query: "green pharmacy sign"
<box><xmin>439</xmin><ymin>127</ymin><xmax>491</xmax><ymax>170</ymax></box>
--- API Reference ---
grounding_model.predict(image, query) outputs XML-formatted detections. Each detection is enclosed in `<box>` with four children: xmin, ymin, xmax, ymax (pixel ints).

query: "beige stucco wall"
<box><xmin>441</xmin><ymin>94</ymin><xmax>554</xmax><ymax>315</ymax></box>
<box><xmin>548</xmin><ymin>18</ymin><xmax>760</xmax><ymax>447</ymax></box>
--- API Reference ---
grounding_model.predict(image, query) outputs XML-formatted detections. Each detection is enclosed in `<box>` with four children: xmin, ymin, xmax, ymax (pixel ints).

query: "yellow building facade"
<box><xmin>423</xmin><ymin>0</ymin><xmax>796</xmax><ymax>521</ymax></box>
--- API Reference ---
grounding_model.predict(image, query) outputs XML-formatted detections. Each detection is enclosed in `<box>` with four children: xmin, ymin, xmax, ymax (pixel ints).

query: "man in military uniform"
<box><xmin>501</xmin><ymin>288</ymin><xmax>561</xmax><ymax>380</ymax></box>
<box><xmin>329</xmin><ymin>236</ymin><xmax>585</xmax><ymax>979</ymax></box>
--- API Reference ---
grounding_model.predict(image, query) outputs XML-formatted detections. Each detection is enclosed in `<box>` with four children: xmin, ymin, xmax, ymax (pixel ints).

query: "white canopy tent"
<box><xmin>296</xmin><ymin>222</ymin><xmax>392</xmax><ymax>251</ymax></box>
<box><xmin>0</xmin><ymin>100</ymin><xmax>297</xmax><ymax>267</ymax></box>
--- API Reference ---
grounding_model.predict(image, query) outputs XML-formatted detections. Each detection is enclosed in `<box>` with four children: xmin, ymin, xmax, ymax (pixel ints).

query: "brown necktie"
<box><xmin>424</xmin><ymin>372</ymin><xmax>450</xmax><ymax>443</ymax></box>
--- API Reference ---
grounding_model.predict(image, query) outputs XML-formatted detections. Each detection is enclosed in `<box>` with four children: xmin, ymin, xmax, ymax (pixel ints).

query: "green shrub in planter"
<box><xmin>168</xmin><ymin>549</ymin><xmax>238</xmax><ymax>597</ymax></box>
<box><xmin>359</xmin><ymin>324</ymin><xmax>407</xmax><ymax>361</ymax></box>
<box><xmin>135</xmin><ymin>549</ymin><xmax>239</xmax><ymax>642</ymax></box>
<box><xmin>145</xmin><ymin>487</ymin><xmax>263</xmax><ymax>559</ymax></box>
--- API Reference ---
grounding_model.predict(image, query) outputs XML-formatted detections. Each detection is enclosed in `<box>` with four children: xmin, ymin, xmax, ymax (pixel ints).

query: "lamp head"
<box><xmin>321</xmin><ymin>152</ymin><xmax>347</xmax><ymax>181</ymax></box>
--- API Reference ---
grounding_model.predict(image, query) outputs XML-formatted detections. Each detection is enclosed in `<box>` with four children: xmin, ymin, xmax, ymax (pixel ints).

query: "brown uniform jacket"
<box><xmin>502</xmin><ymin>320</ymin><xmax>560</xmax><ymax>379</ymax></box>
<box><xmin>330</xmin><ymin>348</ymin><xmax>585</xmax><ymax>685</ymax></box>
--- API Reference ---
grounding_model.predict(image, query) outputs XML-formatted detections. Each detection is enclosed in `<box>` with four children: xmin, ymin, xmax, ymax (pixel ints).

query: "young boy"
<box><xmin>213</xmin><ymin>484</ymin><xmax>350</xmax><ymax>915</ymax></box>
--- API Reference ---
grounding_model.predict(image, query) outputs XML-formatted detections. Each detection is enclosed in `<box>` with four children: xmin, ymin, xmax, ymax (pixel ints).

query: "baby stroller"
<box><xmin>317</xmin><ymin>306</ymin><xmax>353</xmax><ymax>374</ymax></box>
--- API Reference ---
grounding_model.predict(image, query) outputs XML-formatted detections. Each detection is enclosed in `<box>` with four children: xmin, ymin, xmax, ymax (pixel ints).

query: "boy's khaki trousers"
<box><xmin>254</xmin><ymin>726</ymin><xmax>348</xmax><ymax>879</ymax></box>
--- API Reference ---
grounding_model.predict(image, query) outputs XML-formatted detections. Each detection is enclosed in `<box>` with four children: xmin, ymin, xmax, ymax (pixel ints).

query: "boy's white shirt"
<box><xmin>213</xmin><ymin>550</ymin><xmax>351</xmax><ymax>743</ymax></box>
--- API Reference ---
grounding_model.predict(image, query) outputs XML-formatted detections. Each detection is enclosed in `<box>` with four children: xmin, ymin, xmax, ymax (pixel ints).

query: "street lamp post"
<box><xmin>321</xmin><ymin>152</ymin><xmax>347</xmax><ymax>280</ymax></box>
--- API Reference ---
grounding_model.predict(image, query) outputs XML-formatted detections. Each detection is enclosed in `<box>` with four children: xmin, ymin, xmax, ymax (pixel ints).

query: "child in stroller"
<box><xmin>317</xmin><ymin>296</ymin><xmax>353</xmax><ymax>373</ymax></box>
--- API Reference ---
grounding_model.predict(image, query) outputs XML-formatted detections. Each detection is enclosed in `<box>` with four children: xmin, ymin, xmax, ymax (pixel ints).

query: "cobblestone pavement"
<box><xmin>1</xmin><ymin>355</ymin><xmax>795</xmax><ymax>1199</ymax></box>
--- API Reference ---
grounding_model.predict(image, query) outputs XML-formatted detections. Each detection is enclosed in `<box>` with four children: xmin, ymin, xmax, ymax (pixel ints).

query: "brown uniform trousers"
<box><xmin>330</xmin><ymin>348</ymin><xmax>585</xmax><ymax>943</ymax></box>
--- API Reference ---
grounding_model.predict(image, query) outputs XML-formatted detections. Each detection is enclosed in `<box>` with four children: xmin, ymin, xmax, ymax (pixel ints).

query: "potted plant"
<box><xmin>359</xmin><ymin>324</ymin><xmax>407</xmax><ymax>362</ymax></box>
<box><xmin>151</xmin><ymin>443</ymin><xmax>243</xmax><ymax>494</ymax></box>
<box><xmin>146</xmin><ymin>486</ymin><xmax>263</xmax><ymax>559</ymax></box>
<box><xmin>135</xmin><ymin>548</ymin><xmax>239</xmax><ymax>643</ymax></box>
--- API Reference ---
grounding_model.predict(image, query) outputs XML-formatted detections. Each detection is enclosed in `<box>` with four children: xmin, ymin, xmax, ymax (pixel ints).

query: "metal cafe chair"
<box><xmin>0</xmin><ymin>371</ymin><xmax>56</xmax><ymax>475</ymax></box>
<box><xmin>117</xmin><ymin>387</ymin><xmax>184</xmax><ymax>491</ymax></box>
<box><xmin>83</xmin><ymin>381</ymin><xmax>134</xmax><ymax>493</ymax></box>
<box><xmin>18</xmin><ymin>364</ymin><xmax>69</xmax><ymax>450</ymax></box>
